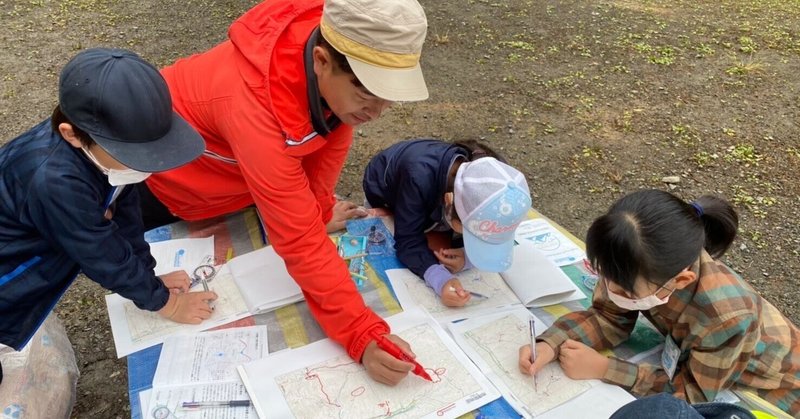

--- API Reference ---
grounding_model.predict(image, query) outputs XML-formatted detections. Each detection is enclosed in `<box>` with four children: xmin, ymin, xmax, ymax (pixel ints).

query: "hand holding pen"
<box><xmin>361</xmin><ymin>331</ymin><xmax>431</xmax><ymax>385</ymax></box>
<box><xmin>441</xmin><ymin>278</ymin><xmax>471</xmax><ymax>307</ymax></box>
<box><xmin>518</xmin><ymin>331</ymin><xmax>557</xmax><ymax>386</ymax></box>
<box><xmin>370</xmin><ymin>331</ymin><xmax>432</xmax><ymax>382</ymax></box>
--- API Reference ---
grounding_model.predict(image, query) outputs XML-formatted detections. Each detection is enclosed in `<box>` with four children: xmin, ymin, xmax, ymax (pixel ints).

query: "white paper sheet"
<box><xmin>153</xmin><ymin>326</ymin><xmax>267</xmax><ymax>387</ymax></box>
<box><xmin>238</xmin><ymin>309</ymin><xmax>499</xmax><ymax>419</ymax></box>
<box><xmin>515</xmin><ymin>219</ymin><xmax>586</xmax><ymax>266</ymax></box>
<box><xmin>139</xmin><ymin>389</ymin><xmax>152</xmax><ymax>419</ymax></box>
<box><xmin>148</xmin><ymin>237</ymin><xmax>215</xmax><ymax>276</ymax></box>
<box><xmin>537</xmin><ymin>382</ymin><xmax>634</xmax><ymax>418</ymax></box>
<box><xmin>448</xmin><ymin>307</ymin><xmax>632</xmax><ymax>418</ymax></box>
<box><xmin>145</xmin><ymin>381</ymin><xmax>257</xmax><ymax>419</ymax></box>
<box><xmin>386</xmin><ymin>268</ymin><xmax>521</xmax><ymax>323</ymax></box>
<box><xmin>106</xmin><ymin>265</ymin><xmax>252</xmax><ymax>357</ymax></box>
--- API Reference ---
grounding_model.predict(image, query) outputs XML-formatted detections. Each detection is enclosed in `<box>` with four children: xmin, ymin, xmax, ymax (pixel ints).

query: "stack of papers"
<box><xmin>142</xmin><ymin>326</ymin><xmax>266</xmax><ymax>419</ymax></box>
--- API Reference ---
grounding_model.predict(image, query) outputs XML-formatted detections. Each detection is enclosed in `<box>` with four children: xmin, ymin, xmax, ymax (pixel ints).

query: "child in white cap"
<box><xmin>0</xmin><ymin>48</ymin><xmax>212</xmax><ymax>365</ymax></box>
<box><xmin>363</xmin><ymin>139</ymin><xmax>532</xmax><ymax>306</ymax></box>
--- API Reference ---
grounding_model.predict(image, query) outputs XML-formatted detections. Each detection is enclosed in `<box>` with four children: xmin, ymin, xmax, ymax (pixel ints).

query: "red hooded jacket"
<box><xmin>146</xmin><ymin>0</ymin><xmax>389</xmax><ymax>360</ymax></box>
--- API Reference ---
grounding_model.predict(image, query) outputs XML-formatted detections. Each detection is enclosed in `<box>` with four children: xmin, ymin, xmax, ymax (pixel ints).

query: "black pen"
<box><xmin>181</xmin><ymin>400</ymin><xmax>251</xmax><ymax>409</ymax></box>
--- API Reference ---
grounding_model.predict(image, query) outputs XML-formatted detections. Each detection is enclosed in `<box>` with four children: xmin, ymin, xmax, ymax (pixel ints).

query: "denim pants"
<box><xmin>610</xmin><ymin>393</ymin><xmax>755</xmax><ymax>419</ymax></box>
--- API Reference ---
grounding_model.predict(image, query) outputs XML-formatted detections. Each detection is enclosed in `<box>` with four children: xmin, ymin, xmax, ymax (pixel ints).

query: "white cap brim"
<box><xmin>347</xmin><ymin>57</ymin><xmax>429</xmax><ymax>102</ymax></box>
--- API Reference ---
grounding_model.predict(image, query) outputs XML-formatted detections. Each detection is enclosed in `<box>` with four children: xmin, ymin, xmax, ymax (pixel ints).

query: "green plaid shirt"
<box><xmin>539</xmin><ymin>251</ymin><xmax>800</xmax><ymax>416</ymax></box>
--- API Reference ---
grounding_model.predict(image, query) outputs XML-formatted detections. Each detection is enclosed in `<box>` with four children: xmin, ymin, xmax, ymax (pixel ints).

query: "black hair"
<box><xmin>586</xmin><ymin>189</ymin><xmax>738</xmax><ymax>293</ymax></box>
<box><xmin>452</xmin><ymin>139</ymin><xmax>507</xmax><ymax>163</ymax></box>
<box><xmin>316</xmin><ymin>32</ymin><xmax>355</xmax><ymax>76</ymax></box>
<box><xmin>51</xmin><ymin>105</ymin><xmax>95</xmax><ymax>147</ymax></box>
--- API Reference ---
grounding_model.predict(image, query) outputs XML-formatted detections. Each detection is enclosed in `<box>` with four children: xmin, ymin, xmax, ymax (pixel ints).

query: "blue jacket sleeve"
<box><xmin>22</xmin><ymin>174</ymin><xmax>169</xmax><ymax>311</ymax></box>
<box><xmin>392</xmin><ymin>172</ymin><xmax>444</xmax><ymax>279</ymax></box>
<box><xmin>112</xmin><ymin>185</ymin><xmax>157</xmax><ymax>272</ymax></box>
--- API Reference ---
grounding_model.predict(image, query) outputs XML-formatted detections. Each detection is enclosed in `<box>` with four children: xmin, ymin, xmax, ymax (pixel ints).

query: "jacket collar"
<box><xmin>304</xmin><ymin>27</ymin><xmax>341</xmax><ymax>137</ymax></box>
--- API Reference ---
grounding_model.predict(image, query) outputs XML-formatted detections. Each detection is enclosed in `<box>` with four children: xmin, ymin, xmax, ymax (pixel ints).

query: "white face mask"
<box><xmin>605</xmin><ymin>277</ymin><xmax>674</xmax><ymax>311</ymax></box>
<box><xmin>82</xmin><ymin>147</ymin><xmax>151</xmax><ymax>186</ymax></box>
<box><xmin>108</xmin><ymin>168</ymin><xmax>151</xmax><ymax>186</ymax></box>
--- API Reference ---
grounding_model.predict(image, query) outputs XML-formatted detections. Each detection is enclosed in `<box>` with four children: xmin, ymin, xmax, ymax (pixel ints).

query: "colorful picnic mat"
<box><xmin>127</xmin><ymin>207</ymin><xmax>788</xmax><ymax>419</ymax></box>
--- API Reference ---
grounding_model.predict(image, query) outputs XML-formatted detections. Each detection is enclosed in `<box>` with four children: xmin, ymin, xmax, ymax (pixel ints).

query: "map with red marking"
<box><xmin>274</xmin><ymin>323</ymin><xmax>482</xmax><ymax>418</ymax></box>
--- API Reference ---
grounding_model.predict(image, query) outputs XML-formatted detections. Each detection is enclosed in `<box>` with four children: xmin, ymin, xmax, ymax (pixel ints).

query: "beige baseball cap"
<box><xmin>320</xmin><ymin>0</ymin><xmax>428</xmax><ymax>102</ymax></box>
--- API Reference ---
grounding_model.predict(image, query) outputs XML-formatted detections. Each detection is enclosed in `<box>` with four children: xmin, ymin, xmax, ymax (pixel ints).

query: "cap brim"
<box><xmin>463</xmin><ymin>228</ymin><xmax>515</xmax><ymax>272</ymax></box>
<box><xmin>90</xmin><ymin>112</ymin><xmax>205</xmax><ymax>173</ymax></box>
<box><xmin>346</xmin><ymin>57</ymin><xmax>428</xmax><ymax>102</ymax></box>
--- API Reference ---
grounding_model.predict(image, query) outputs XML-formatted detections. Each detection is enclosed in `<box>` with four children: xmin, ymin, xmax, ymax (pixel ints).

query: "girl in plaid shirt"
<box><xmin>519</xmin><ymin>190</ymin><xmax>800</xmax><ymax>416</ymax></box>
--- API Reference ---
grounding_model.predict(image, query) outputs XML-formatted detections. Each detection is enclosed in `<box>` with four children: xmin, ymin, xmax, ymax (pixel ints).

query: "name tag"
<box><xmin>662</xmin><ymin>335</ymin><xmax>680</xmax><ymax>380</ymax></box>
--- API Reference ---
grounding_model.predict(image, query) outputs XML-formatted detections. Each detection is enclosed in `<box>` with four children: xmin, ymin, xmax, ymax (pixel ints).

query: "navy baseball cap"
<box><xmin>59</xmin><ymin>48</ymin><xmax>204</xmax><ymax>172</ymax></box>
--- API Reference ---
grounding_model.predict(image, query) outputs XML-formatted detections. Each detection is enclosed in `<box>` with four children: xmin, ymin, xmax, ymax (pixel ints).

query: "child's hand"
<box><xmin>158</xmin><ymin>291</ymin><xmax>217</xmax><ymax>324</ymax></box>
<box><xmin>362</xmin><ymin>334</ymin><xmax>414</xmax><ymax>386</ymax></box>
<box><xmin>326</xmin><ymin>200</ymin><xmax>369</xmax><ymax>233</ymax></box>
<box><xmin>558</xmin><ymin>339</ymin><xmax>609</xmax><ymax>380</ymax></box>
<box><xmin>441</xmin><ymin>278</ymin><xmax>471</xmax><ymax>307</ymax></box>
<box><xmin>519</xmin><ymin>341</ymin><xmax>556</xmax><ymax>375</ymax></box>
<box><xmin>159</xmin><ymin>270</ymin><xmax>191</xmax><ymax>294</ymax></box>
<box><xmin>434</xmin><ymin>248</ymin><xmax>466</xmax><ymax>273</ymax></box>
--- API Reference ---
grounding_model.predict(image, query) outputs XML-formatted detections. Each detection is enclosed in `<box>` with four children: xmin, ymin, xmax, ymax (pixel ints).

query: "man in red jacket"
<box><xmin>138</xmin><ymin>0</ymin><xmax>429</xmax><ymax>385</ymax></box>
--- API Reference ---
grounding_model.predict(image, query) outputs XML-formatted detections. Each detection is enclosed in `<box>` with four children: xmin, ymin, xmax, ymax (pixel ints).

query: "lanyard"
<box><xmin>104</xmin><ymin>185</ymin><xmax>125</xmax><ymax>210</ymax></box>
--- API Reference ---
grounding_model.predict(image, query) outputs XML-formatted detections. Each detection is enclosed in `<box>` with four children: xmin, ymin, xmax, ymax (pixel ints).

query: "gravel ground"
<box><xmin>0</xmin><ymin>1</ymin><xmax>798</xmax><ymax>418</ymax></box>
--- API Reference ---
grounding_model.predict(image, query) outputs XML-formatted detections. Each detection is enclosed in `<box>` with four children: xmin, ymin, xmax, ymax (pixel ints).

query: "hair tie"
<box><xmin>690</xmin><ymin>202</ymin><xmax>704</xmax><ymax>218</ymax></box>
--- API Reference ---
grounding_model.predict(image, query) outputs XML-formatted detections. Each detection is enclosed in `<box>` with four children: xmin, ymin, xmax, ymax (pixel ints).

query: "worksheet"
<box><xmin>148</xmin><ymin>236</ymin><xmax>215</xmax><ymax>276</ymax></box>
<box><xmin>515</xmin><ymin>219</ymin><xmax>586</xmax><ymax>266</ymax></box>
<box><xmin>153</xmin><ymin>327</ymin><xmax>267</xmax><ymax>386</ymax></box>
<box><xmin>144</xmin><ymin>327</ymin><xmax>267</xmax><ymax>419</ymax></box>
<box><xmin>106</xmin><ymin>264</ymin><xmax>252</xmax><ymax>357</ymax></box>
<box><xmin>387</xmin><ymin>268</ymin><xmax>521</xmax><ymax>323</ymax></box>
<box><xmin>238</xmin><ymin>309</ymin><xmax>499</xmax><ymax>419</ymax></box>
<box><xmin>448</xmin><ymin>307</ymin><xmax>634</xmax><ymax>418</ymax></box>
<box><xmin>145</xmin><ymin>381</ymin><xmax>256</xmax><ymax>419</ymax></box>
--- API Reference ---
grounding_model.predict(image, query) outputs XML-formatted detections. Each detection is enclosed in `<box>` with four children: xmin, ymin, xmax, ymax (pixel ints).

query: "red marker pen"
<box><xmin>370</xmin><ymin>331</ymin><xmax>433</xmax><ymax>381</ymax></box>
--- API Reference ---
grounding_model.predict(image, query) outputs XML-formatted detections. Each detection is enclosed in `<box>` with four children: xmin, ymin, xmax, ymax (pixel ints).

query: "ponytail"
<box><xmin>586</xmin><ymin>189</ymin><xmax>739</xmax><ymax>289</ymax></box>
<box><xmin>691</xmin><ymin>195</ymin><xmax>738</xmax><ymax>258</ymax></box>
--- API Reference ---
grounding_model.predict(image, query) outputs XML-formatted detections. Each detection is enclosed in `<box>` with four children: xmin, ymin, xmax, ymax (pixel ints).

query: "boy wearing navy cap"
<box><xmin>0</xmin><ymin>48</ymin><xmax>216</xmax><ymax>368</ymax></box>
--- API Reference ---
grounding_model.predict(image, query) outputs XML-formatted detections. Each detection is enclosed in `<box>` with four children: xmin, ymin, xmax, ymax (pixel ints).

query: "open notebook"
<box><xmin>225</xmin><ymin>245</ymin><xmax>303</xmax><ymax>314</ymax></box>
<box><xmin>386</xmin><ymin>240</ymin><xmax>585</xmax><ymax>322</ymax></box>
<box><xmin>106</xmin><ymin>243</ymin><xmax>303</xmax><ymax>357</ymax></box>
<box><xmin>503</xmin><ymin>240</ymin><xmax>585</xmax><ymax>307</ymax></box>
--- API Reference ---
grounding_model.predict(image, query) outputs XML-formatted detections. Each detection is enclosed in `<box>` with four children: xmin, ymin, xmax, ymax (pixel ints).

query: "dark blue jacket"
<box><xmin>362</xmin><ymin>139</ymin><xmax>468</xmax><ymax>278</ymax></box>
<box><xmin>0</xmin><ymin>120</ymin><xmax>169</xmax><ymax>350</ymax></box>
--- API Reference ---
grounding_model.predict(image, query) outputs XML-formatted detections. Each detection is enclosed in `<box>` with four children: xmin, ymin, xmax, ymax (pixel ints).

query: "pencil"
<box><xmin>447</xmin><ymin>286</ymin><xmax>489</xmax><ymax>300</ymax></box>
<box><xmin>530</xmin><ymin>318</ymin><xmax>538</xmax><ymax>392</ymax></box>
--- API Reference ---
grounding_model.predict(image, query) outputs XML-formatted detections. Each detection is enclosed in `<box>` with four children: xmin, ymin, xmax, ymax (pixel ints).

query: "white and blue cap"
<box><xmin>454</xmin><ymin>158</ymin><xmax>532</xmax><ymax>272</ymax></box>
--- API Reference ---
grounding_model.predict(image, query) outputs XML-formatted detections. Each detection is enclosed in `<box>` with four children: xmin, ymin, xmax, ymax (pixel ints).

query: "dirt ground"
<box><xmin>1</xmin><ymin>0</ymin><xmax>798</xmax><ymax>417</ymax></box>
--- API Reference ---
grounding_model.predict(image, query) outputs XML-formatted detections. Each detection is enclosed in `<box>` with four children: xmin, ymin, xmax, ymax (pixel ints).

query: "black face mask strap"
<box><xmin>304</xmin><ymin>27</ymin><xmax>341</xmax><ymax>137</ymax></box>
